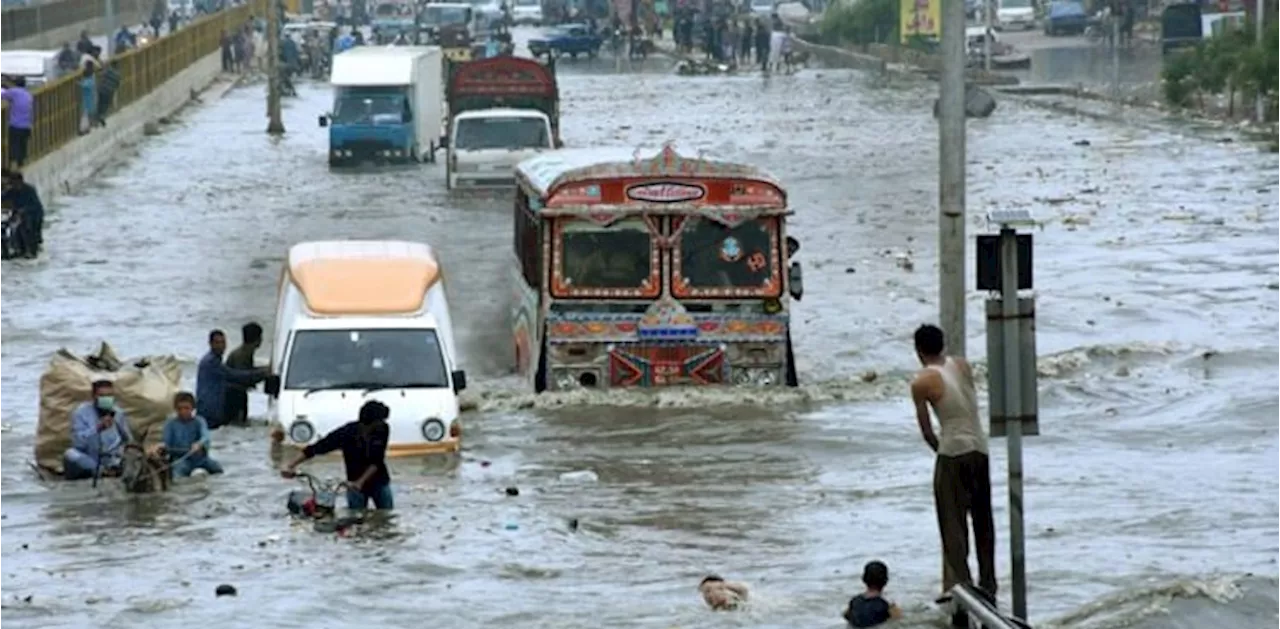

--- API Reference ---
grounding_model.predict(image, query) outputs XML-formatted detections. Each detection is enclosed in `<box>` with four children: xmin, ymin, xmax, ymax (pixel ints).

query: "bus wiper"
<box><xmin>361</xmin><ymin>382</ymin><xmax>444</xmax><ymax>396</ymax></box>
<box><xmin>303</xmin><ymin>382</ymin><xmax>384</xmax><ymax>397</ymax></box>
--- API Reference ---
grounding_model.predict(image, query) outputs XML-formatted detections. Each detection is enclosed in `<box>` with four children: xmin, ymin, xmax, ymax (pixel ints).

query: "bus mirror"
<box><xmin>788</xmin><ymin>262</ymin><xmax>804</xmax><ymax>302</ymax></box>
<box><xmin>439</xmin><ymin>135</ymin><xmax>449</xmax><ymax>149</ymax></box>
<box><xmin>786</xmin><ymin>236</ymin><xmax>800</xmax><ymax>258</ymax></box>
<box><xmin>264</xmin><ymin>374</ymin><xmax>281</xmax><ymax>397</ymax></box>
<box><xmin>318</xmin><ymin>115</ymin><xmax>329</xmax><ymax>127</ymax></box>
<box><xmin>452</xmin><ymin>370</ymin><xmax>468</xmax><ymax>393</ymax></box>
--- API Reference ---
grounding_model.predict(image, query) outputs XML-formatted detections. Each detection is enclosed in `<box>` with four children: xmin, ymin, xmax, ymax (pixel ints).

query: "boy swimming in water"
<box><xmin>699</xmin><ymin>575</ymin><xmax>749</xmax><ymax>611</ymax></box>
<box><xmin>843</xmin><ymin>561</ymin><xmax>903</xmax><ymax>627</ymax></box>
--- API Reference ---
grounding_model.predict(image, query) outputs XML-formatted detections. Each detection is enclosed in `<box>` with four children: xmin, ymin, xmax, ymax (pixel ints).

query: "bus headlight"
<box><xmin>288</xmin><ymin>420</ymin><xmax>315</xmax><ymax>443</ymax></box>
<box><xmin>421</xmin><ymin>418</ymin><xmax>446</xmax><ymax>441</ymax></box>
<box><xmin>554</xmin><ymin>370</ymin><xmax>578</xmax><ymax>390</ymax></box>
<box><xmin>732</xmin><ymin>368</ymin><xmax>779</xmax><ymax>386</ymax></box>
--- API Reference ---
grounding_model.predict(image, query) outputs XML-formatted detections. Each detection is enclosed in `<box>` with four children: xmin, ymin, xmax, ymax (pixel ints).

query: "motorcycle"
<box><xmin>2</xmin><ymin>208</ymin><xmax>20</xmax><ymax>260</ymax></box>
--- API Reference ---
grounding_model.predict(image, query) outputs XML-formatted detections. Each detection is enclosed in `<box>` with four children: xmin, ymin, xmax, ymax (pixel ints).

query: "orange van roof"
<box><xmin>287</xmin><ymin>241</ymin><xmax>441</xmax><ymax>316</ymax></box>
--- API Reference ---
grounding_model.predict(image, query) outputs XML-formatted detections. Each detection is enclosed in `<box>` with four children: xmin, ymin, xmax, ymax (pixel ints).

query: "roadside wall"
<box><xmin>2</xmin><ymin>0</ymin><xmax>151</xmax><ymax>49</ymax></box>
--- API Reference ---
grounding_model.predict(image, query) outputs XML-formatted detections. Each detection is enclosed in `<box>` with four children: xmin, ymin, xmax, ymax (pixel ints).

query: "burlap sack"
<box><xmin>35</xmin><ymin>343</ymin><xmax>183</xmax><ymax>474</ymax></box>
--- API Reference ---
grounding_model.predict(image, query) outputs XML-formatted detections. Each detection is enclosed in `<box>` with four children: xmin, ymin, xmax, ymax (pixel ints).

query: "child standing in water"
<box><xmin>843</xmin><ymin>561</ymin><xmax>903</xmax><ymax>627</ymax></box>
<box><xmin>699</xmin><ymin>575</ymin><xmax>750</xmax><ymax>611</ymax></box>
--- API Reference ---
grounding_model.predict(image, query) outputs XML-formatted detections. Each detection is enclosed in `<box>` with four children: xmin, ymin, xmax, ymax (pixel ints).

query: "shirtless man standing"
<box><xmin>909</xmin><ymin>324</ymin><xmax>997</xmax><ymax>623</ymax></box>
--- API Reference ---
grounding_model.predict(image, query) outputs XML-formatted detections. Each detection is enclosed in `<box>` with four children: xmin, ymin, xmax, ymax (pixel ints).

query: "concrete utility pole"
<box><xmin>105</xmin><ymin>0</ymin><xmax>118</xmax><ymax>57</ymax></box>
<box><xmin>1110</xmin><ymin>1</ymin><xmax>1120</xmax><ymax>103</ymax></box>
<box><xmin>267</xmin><ymin>0</ymin><xmax>286</xmax><ymax>134</ymax></box>
<box><xmin>983</xmin><ymin>0</ymin><xmax>992</xmax><ymax>72</ymax></box>
<box><xmin>939</xmin><ymin>0</ymin><xmax>968</xmax><ymax>358</ymax></box>
<box><xmin>1256</xmin><ymin>0</ymin><xmax>1266</xmax><ymax>123</ymax></box>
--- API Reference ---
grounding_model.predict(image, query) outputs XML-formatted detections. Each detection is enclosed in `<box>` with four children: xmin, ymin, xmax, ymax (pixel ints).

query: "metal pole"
<box><xmin>949</xmin><ymin>584</ymin><xmax>1021</xmax><ymax>629</ymax></box>
<box><xmin>1109</xmin><ymin>4</ymin><xmax>1119</xmax><ymax>103</ymax></box>
<box><xmin>939</xmin><ymin>0</ymin><xmax>968</xmax><ymax>358</ymax></box>
<box><xmin>105</xmin><ymin>0</ymin><xmax>118</xmax><ymax>57</ymax></box>
<box><xmin>999</xmin><ymin>226</ymin><xmax>1027</xmax><ymax>620</ymax></box>
<box><xmin>1256</xmin><ymin>0</ymin><xmax>1266</xmax><ymax>123</ymax></box>
<box><xmin>267</xmin><ymin>0</ymin><xmax>286</xmax><ymax>134</ymax></box>
<box><xmin>983</xmin><ymin>0</ymin><xmax>992</xmax><ymax>72</ymax></box>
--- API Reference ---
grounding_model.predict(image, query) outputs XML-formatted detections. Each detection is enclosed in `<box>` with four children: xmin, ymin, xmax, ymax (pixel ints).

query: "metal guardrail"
<box><xmin>948</xmin><ymin>584</ymin><xmax>1033</xmax><ymax>629</ymax></box>
<box><xmin>2</xmin><ymin>0</ymin><xmax>267</xmax><ymax>168</ymax></box>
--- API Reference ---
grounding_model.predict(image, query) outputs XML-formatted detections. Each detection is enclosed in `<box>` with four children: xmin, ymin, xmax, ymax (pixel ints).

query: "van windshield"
<box><xmin>454</xmin><ymin>117</ymin><xmax>550</xmax><ymax>150</ymax></box>
<box><xmin>284</xmin><ymin>329</ymin><xmax>450</xmax><ymax>390</ymax></box>
<box><xmin>1002</xmin><ymin>0</ymin><xmax>1031</xmax><ymax>8</ymax></box>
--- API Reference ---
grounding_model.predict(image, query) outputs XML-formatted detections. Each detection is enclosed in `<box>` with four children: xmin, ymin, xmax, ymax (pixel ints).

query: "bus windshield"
<box><xmin>284</xmin><ymin>329</ymin><xmax>449</xmax><ymax>390</ymax></box>
<box><xmin>675</xmin><ymin>217</ymin><xmax>780</xmax><ymax>296</ymax></box>
<box><xmin>556</xmin><ymin>218</ymin><xmax>654</xmax><ymax>295</ymax></box>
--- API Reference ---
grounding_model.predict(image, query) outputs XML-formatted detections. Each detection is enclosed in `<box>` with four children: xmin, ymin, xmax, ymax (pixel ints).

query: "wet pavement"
<box><xmin>2</xmin><ymin>33</ymin><xmax>1277</xmax><ymax>628</ymax></box>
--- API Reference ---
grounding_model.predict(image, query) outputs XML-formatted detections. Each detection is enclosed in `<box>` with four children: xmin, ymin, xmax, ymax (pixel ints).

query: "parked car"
<box><xmin>528</xmin><ymin>24</ymin><xmax>602</xmax><ymax>58</ymax></box>
<box><xmin>511</xmin><ymin>0</ymin><xmax>543</xmax><ymax>24</ymax></box>
<box><xmin>1044</xmin><ymin>0</ymin><xmax>1088</xmax><ymax>35</ymax></box>
<box><xmin>996</xmin><ymin>0</ymin><xmax>1036</xmax><ymax>30</ymax></box>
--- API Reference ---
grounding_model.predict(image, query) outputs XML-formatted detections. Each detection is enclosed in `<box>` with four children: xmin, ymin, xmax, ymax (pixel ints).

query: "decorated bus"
<box><xmin>511</xmin><ymin>145</ymin><xmax>805</xmax><ymax>392</ymax></box>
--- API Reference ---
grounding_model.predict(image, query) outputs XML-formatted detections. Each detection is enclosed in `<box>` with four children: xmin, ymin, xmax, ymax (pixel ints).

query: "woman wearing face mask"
<box><xmin>64</xmin><ymin>379</ymin><xmax>135</xmax><ymax>480</ymax></box>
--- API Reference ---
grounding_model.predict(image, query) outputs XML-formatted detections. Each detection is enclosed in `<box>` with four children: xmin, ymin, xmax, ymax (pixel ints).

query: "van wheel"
<box><xmin>784</xmin><ymin>333</ymin><xmax>798</xmax><ymax>387</ymax></box>
<box><xmin>534</xmin><ymin>336</ymin><xmax>548</xmax><ymax>393</ymax></box>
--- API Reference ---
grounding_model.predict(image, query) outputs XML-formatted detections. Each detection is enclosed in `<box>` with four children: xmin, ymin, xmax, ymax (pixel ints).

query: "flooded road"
<box><xmin>2</xmin><ymin>38</ymin><xmax>1277</xmax><ymax>628</ymax></box>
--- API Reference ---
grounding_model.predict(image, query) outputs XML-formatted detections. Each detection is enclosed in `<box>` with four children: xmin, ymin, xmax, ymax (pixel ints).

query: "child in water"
<box><xmin>843</xmin><ymin>561</ymin><xmax>903</xmax><ymax>627</ymax></box>
<box><xmin>699</xmin><ymin>575</ymin><xmax>749</xmax><ymax>611</ymax></box>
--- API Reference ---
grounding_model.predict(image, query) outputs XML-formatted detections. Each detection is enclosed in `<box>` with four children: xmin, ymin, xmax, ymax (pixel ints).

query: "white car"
<box><xmin>996</xmin><ymin>0</ymin><xmax>1036</xmax><ymax>30</ymax></box>
<box><xmin>511</xmin><ymin>0</ymin><xmax>543</xmax><ymax>25</ymax></box>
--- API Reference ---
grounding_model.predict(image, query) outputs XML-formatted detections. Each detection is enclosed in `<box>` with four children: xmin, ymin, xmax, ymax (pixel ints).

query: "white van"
<box><xmin>996</xmin><ymin>0</ymin><xmax>1036</xmax><ymax>30</ymax></box>
<box><xmin>0</xmin><ymin>50</ymin><xmax>61</xmax><ymax>89</ymax></box>
<box><xmin>448</xmin><ymin>108</ymin><xmax>555</xmax><ymax>188</ymax></box>
<box><xmin>266</xmin><ymin>240</ymin><xmax>467</xmax><ymax>457</ymax></box>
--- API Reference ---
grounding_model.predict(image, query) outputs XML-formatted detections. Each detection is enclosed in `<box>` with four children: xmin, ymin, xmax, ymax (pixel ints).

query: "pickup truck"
<box><xmin>527</xmin><ymin>24</ymin><xmax>602</xmax><ymax>59</ymax></box>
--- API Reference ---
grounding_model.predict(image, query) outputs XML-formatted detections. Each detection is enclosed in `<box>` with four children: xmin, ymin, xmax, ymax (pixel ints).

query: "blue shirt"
<box><xmin>195</xmin><ymin>351</ymin><xmax>260</xmax><ymax>423</ymax></box>
<box><xmin>70</xmin><ymin>402</ymin><xmax>133</xmax><ymax>467</ymax></box>
<box><xmin>844</xmin><ymin>594</ymin><xmax>892</xmax><ymax>628</ymax></box>
<box><xmin>162</xmin><ymin>414</ymin><xmax>212</xmax><ymax>461</ymax></box>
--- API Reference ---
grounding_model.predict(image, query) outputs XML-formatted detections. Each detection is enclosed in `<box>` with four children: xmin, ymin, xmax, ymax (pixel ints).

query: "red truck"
<box><xmin>443</xmin><ymin>56</ymin><xmax>563</xmax><ymax>189</ymax></box>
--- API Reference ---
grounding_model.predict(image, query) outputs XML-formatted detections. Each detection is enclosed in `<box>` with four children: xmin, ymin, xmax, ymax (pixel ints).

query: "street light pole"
<box><xmin>105</xmin><ymin>0</ymin><xmax>118</xmax><ymax>57</ymax></box>
<box><xmin>983</xmin><ymin>0</ymin><xmax>992</xmax><ymax>72</ymax></box>
<box><xmin>1256</xmin><ymin>0</ymin><xmax>1266</xmax><ymax>123</ymax></box>
<box><xmin>267</xmin><ymin>0</ymin><xmax>286</xmax><ymax>135</ymax></box>
<box><xmin>939</xmin><ymin>0</ymin><xmax>968</xmax><ymax>358</ymax></box>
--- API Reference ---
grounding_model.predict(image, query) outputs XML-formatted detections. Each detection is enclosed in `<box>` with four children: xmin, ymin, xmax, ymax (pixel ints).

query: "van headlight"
<box><xmin>553</xmin><ymin>370</ymin><xmax>578</xmax><ymax>390</ymax></box>
<box><xmin>421</xmin><ymin>418</ymin><xmax>446</xmax><ymax>441</ymax></box>
<box><xmin>289</xmin><ymin>420</ymin><xmax>315</xmax><ymax>443</ymax></box>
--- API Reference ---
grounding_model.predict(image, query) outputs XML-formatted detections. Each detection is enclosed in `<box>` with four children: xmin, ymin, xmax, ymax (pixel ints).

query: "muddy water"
<box><xmin>2</xmin><ymin>41</ymin><xmax>1277</xmax><ymax>629</ymax></box>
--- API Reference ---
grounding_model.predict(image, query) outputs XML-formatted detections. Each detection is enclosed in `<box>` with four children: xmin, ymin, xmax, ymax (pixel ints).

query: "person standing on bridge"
<box><xmin>96</xmin><ymin>61</ymin><xmax>122</xmax><ymax>127</ymax></box>
<box><xmin>78</xmin><ymin>62</ymin><xmax>97</xmax><ymax>135</ymax></box>
<box><xmin>1</xmin><ymin>76</ymin><xmax>33</xmax><ymax>168</ymax></box>
<box><xmin>908</xmin><ymin>324</ymin><xmax>997</xmax><ymax>618</ymax></box>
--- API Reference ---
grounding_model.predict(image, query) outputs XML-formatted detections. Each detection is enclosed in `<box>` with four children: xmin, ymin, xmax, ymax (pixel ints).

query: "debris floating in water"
<box><xmin>505</xmin><ymin>486</ymin><xmax>520</xmax><ymax>497</ymax></box>
<box><xmin>215</xmin><ymin>584</ymin><xmax>237</xmax><ymax>597</ymax></box>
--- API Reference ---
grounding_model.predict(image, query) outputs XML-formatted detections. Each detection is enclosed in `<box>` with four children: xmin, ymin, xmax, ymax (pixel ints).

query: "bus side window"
<box><xmin>515</xmin><ymin>190</ymin><xmax>541</xmax><ymax>287</ymax></box>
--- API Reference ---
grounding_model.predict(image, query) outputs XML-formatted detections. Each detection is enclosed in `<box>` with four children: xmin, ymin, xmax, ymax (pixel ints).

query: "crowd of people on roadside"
<box><xmin>672</xmin><ymin>7</ymin><xmax>797</xmax><ymax>74</ymax></box>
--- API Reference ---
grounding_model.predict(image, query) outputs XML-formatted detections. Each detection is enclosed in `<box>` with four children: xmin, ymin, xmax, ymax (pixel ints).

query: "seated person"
<box><xmin>64</xmin><ymin>380</ymin><xmax>134</xmax><ymax>480</ymax></box>
<box><xmin>843</xmin><ymin>560</ymin><xmax>903</xmax><ymax>628</ymax></box>
<box><xmin>699</xmin><ymin>575</ymin><xmax>749</xmax><ymax>611</ymax></box>
<box><xmin>161</xmin><ymin>391</ymin><xmax>224</xmax><ymax>477</ymax></box>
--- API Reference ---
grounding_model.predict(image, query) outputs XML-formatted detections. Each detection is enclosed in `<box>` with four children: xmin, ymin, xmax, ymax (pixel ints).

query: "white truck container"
<box><xmin>320</xmin><ymin>46</ymin><xmax>446</xmax><ymax>166</ymax></box>
<box><xmin>266</xmin><ymin>240</ymin><xmax>467</xmax><ymax>457</ymax></box>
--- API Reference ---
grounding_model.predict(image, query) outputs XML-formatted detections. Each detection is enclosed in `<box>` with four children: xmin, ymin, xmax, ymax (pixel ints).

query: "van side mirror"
<box><xmin>439</xmin><ymin>135</ymin><xmax>449</xmax><ymax>149</ymax></box>
<box><xmin>786</xmin><ymin>235</ymin><xmax>800</xmax><ymax>257</ymax></box>
<box><xmin>451</xmin><ymin>369</ymin><xmax>467</xmax><ymax>393</ymax></box>
<box><xmin>788</xmin><ymin>262</ymin><xmax>804</xmax><ymax>302</ymax></box>
<box><xmin>264</xmin><ymin>374</ymin><xmax>281</xmax><ymax>397</ymax></box>
<box><xmin>318</xmin><ymin>115</ymin><xmax>329</xmax><ymax>127</ymax></box>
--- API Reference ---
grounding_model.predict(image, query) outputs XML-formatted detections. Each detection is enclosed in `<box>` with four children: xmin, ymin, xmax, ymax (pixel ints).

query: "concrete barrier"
<box><xmin>2</xmin><ymin>0</ymin><xmax>152</xmax><ymax>49</ymax></box>
<box><xmin>19</xmin><ymin>52</ymin><xmax>227</xmax><ymax>202</ymax></box>
<box><xmin>6</xmin><ymin>10</ymin><xmax>152</xmax><ymax>50</ymax></box>
<box><xmin>790</xmin><ymin>38</ymin><xmax>888</xmax><ymax>73</ymax></box>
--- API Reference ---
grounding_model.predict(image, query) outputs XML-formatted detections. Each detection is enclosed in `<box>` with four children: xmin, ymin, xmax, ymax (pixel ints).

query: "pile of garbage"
<box><xmin>34</xmin><ymin>343</ymin><xmax>183</xmax><ymax>476</ymax></box>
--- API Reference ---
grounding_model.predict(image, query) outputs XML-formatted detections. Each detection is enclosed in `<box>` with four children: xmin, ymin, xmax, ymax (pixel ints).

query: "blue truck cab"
<box><xmin>319</xmin><ymin>47</ymin><xmax>445</xmax><ymax>167</ymax></box>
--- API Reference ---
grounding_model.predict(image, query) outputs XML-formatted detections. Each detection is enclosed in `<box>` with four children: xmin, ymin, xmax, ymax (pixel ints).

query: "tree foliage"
<box><xmin>818</xmin><ymin>0</ymin><xmax>899</xmax><ymax>46</ymax></box>
<box><xmin>1162</xmin><ymin>20</ymin><xmax>1279</xmax><ymax>116</ymax></box>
